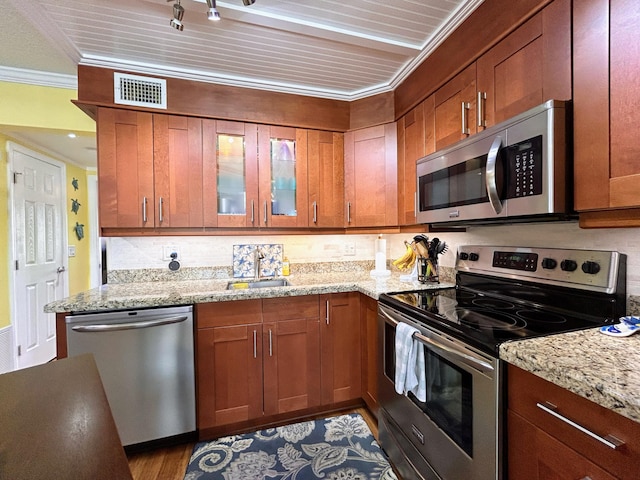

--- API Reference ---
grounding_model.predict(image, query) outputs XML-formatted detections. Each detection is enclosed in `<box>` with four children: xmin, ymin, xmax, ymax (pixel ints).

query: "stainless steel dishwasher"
<box><xmin>65</xmin><ymin>305</ymin><xmax>195</xmax><ymax>446</ymax></box>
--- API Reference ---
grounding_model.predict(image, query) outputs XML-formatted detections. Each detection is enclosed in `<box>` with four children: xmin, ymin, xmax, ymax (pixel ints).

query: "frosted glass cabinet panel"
<box><xmin>217</xmin><ymin>134</ymin><xmax>246</xmax><ymax>216</ymax></box>
<box><xmin>270</xmin><ymin>138</ymin><xmax>297</xmax><ymax>217</ymax></box>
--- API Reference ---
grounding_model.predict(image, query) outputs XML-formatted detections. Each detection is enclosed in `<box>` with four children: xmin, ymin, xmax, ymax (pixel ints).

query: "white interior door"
<box><xmin>9</xmin><ymin>142</ymin><xmax>67</xmax><ymax>369</ymax></box>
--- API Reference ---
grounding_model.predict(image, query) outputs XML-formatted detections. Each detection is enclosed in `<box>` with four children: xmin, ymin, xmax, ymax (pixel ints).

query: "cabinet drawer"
<box><xmin>263</xmin><ymin>295</ymin><xmax>319</xmax><ymax>322</ymax></box>
<box><xmin>196</xmin><ymin>300</ymin><xmax>262</xmax><ymax>328</ymax></box>
<box><xmin>508</xmin><ymin>364</ymin><xmax>640</xmax><ymax>479</ymax></box>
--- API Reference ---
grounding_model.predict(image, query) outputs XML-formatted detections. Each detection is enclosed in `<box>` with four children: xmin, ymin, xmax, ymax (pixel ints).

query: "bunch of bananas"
<box><xmin>393</xmin><ymin>241</ymin><xmax>417</xmax><ymax>271</ymax></box>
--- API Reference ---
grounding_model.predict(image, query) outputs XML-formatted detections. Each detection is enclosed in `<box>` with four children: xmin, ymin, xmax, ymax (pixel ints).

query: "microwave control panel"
<box><xmin>505</xmin><ymin>135</ymin><xmax>543</xmax><ymax>199</ymax></box>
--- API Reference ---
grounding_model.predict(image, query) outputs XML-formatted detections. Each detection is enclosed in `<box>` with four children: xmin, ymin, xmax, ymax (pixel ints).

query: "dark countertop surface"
<box><xmin>0</xmin><ymin>354</ymin><xmax>133</xmax><ymax>480</ymax></box>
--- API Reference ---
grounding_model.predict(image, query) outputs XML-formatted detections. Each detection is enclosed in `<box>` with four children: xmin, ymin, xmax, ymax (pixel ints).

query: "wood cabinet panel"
<box><xmin>153</xmin><ymin>114</ymin><xmax>203</xmax><ymax>228</ymax></box>
<box><xmin>196</xmin><ymin>299</ymin><xmax>262</xmax><ymax>328</ymax></box>
<box><xmin>97</xmin><ymin>108</ymin><xmax>154</xmax><ymax>228</ymax></box>
<box><xmin>508</xmin><ymin>365</ymin><xmax>640</xmax><ymax>479</ymax></box>
<box><xmin>434</xmin><ymin>64</ymin><xmax>477</xmax><ymax>150</ymax></box>
<box><xmin>320</xmin><ymin>293</ymin><xmax>361</xmax><ymax>404</ymax></box>
<box><xmin>308</xmin><ymin>130</ymin><xmax>344</xmax><ymax>228</ymax></box>
<box><xmin>360</xmin><ymin>294</ymin><xmax>379</xmax><ymax>415</ymax></box>
<box><xmin>344</xmin><ymin>123</ymin><xmax>398</xmax><ymax>227</ymax></box>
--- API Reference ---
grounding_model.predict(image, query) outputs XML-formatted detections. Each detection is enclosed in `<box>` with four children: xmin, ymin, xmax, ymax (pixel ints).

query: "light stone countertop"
<box><xmin>44</xmin><ymin>271</ymin><xmax>455</xmax><ymax>314</ymax></box>
<box><xmin>500</xmin><ymin>329</ymin><xmax>640</xmax><ymax>424</ymax></box>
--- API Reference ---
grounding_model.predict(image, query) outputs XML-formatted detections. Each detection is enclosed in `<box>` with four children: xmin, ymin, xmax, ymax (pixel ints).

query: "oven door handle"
<box><xmin>380</xmin><ymin>308</ymin><xmax>495</xmax><ymax>374</ymax></box>
<box><xmin>486</xmin><ymin>135</ymin><xmax>504</xmax><ymax>214</ymax></box>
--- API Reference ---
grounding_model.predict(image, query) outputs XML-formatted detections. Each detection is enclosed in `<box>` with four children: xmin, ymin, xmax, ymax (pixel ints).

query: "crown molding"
<box><xmin>0</xmin><ymin>66</ymin><xmax>77</xmax><ymax>89</ymax></box>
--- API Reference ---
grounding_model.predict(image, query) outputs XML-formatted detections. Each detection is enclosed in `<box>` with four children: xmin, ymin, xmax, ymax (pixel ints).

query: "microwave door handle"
<box><xmin>486</xmin><ymin>135</ymin><xmax>504</xmax><ymax>214</ymax></box>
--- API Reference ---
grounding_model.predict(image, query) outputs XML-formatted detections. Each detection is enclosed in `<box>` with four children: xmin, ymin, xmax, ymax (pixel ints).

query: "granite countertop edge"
<box><xmin>44</xmin><ymin>272</ymin><xmax>455</xmax><ymax>314</ymax></box>
<box><xmin>499</xmin><ymin>329</ymin><xmax>640</xmax><ymax>425</ymax></box>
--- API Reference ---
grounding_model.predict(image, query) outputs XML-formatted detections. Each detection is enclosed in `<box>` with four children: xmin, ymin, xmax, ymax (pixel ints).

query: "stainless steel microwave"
<box><xmin>416</xmin><ymin>100</ymin><xmax>572</xmax><ymax>225</ymax></box>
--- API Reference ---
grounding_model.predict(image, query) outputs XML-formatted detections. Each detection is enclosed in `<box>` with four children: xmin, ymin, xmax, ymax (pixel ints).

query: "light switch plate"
<box><xmin>68</xmin><ymin>245</ymin><xmax>76</xmax><ymax>257</ymax></box>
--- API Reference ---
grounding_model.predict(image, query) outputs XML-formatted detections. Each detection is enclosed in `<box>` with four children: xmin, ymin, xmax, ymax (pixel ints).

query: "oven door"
<box><xmin>378</xmin><ymin>303</ymin><xmax>503</xmax><ymax>480</ymax></box>
<box><xmin>416</xmin><ymin>132</ymin><xmax>507</xmax><ymax>224</ymax></box>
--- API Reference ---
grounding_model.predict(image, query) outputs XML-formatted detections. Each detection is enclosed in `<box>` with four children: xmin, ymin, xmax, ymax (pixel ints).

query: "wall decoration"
<box><xmin>72</xmin><ymin>177</ymin><xmax>79</xmax><ymax>190</ymax></box>
<box><xmin>74</xmin><ymin>222</ymin><xmax>84</xmax><ymax>241</ymax></box>
<box><xmin>71</xmin><ymin>198</ymin><xmax>81</xmax><ymax>214</ymax></box>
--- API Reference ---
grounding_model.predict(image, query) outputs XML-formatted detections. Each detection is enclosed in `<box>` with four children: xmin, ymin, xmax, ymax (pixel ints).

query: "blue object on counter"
<box><xmin>600</xmin><ymin>316</ymin><xmax>640</xmax><ymax>337</ymax></box>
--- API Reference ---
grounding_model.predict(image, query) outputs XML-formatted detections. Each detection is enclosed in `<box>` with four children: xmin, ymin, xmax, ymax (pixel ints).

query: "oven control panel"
<box><xmin>457</xmin><ymin>245</ymin><xmax>625</xmax><ymax>293</ymax></box>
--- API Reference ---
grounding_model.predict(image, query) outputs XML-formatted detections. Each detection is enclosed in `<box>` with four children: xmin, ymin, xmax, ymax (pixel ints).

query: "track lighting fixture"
<box><xmin>169</xmin><ymin>0</ymin><xmax>184</xmax><ymax>31</ymax></box>
<box><xmin>167</xmin><ymin>0</ymin><xmax>256</xmax><ymax>29</ymax></box>
<box><xmin>206</xmin><ymin>0</ymin><xmax>221</xmax><ymax>21</ymax></box>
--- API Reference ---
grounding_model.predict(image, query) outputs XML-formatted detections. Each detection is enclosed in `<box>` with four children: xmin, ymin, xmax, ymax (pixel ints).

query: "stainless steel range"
<box><xmin>378</xmin><ymin>246</ymin><xmax>627</xmax><ymax>480</ymax></box>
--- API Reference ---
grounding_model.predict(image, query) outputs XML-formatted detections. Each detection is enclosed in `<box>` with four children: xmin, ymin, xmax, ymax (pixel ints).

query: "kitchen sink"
<box><xmin>226</xmin><ymin>278</ymin><xmax>291</xmax><ymax>290</ymax></box>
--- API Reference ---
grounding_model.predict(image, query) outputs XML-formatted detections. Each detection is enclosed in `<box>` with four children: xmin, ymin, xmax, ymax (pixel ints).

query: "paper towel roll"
<box><xmin>375</xmin><ymin>251</ymin><xmax>386</xmax><ymax>271</ymax></box>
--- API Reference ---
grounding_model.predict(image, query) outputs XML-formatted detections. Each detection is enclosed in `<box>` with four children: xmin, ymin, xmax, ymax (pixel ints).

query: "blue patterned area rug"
<box><xmin>184</xmin><ymin>413</ymin><xmax>397</xmax><ymax>480</ymax></box>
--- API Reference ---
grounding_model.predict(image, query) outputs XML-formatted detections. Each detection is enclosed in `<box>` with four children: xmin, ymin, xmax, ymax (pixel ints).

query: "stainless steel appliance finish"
<box><xmin>66</xmin><ymin>305</ymin><xmax>195</xmax><ymax>446</ymax></box>
<box><xmin>416</xmin><ymin>100</ymin><xmax>571</xmax><ymax>225</ymax></box>
<box><xmin>378</xmin><ymin>246</ymin><xmax>626</xmax><ymax>480</ymax></box>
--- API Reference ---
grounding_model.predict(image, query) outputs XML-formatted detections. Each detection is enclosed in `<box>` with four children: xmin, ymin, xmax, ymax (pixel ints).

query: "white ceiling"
<box><xmin>0</xmin><ymin>0</ymin><xmax>483</xmax><ymax>167</ymax></box>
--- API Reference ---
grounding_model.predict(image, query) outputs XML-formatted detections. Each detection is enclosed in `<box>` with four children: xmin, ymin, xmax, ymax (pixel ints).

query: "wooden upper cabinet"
<box><xmin>153</xmin><ymin>114</ymin><xmax>203</xmax><ymax>228</ymax></box>
<box><xmin>344</xmin><ymin>123</ymin><xmax>398</xmax><ymax>227</ymax></box>
<box><xmin>257</xmin><ymin>126</ymin><xmax>309</xmax><ymax>228</ymax></box>
<box><xmin>97</xmin><ymin>108</ymin><xmax>154</xmax><ymax>229</ymax></box>
<box><xmin>434</xmin><ymin>63</ymin><xmax>478</xmax><ymax>151</ymax></box>
<box><xmin>574</xmin><ymin>0</ymin><xmax>640</xmax><ymax>226</ymax></box>
<box><xmin>202</xmin><ymin>119</ymin><xmax>259</xmax><ymax>228</ymax></box>
<box><xmin>307</xmin><ymin>130</ymin><xmax>344</xmax><ymax>228</ymax></box>
<box><xmin>476</xmin><ymin>0</ymin><xmax>571</xmax><ymax>128</ymax></box>
<box><xmin>397</xmin><ymin>97</ymin><xmax>435</xmax><ymax>225</ymax></box>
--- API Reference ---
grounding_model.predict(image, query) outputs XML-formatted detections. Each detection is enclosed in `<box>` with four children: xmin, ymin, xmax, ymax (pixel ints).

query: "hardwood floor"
<box><xmin>126</xmin><ymin>407</ymin><xmax>378</xmax><ymax>480</ymax></box>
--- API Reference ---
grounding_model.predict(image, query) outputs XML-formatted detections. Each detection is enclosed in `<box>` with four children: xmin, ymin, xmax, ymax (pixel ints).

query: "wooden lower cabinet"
<box><xmin>508</xmin><ymin>364</ymin><xmax>640</xmax><ymax>479</ymax></box>
<box><xmin>360</xmin><ymin>295</ymin><xmax>379</xmax><ymax>415</ymax></box>
<box><xmin>196</xmin><ymin>294</ymin><xmax>367</xmax><ymax>439</ymax></box>
<box><xmin>320</xmin><ymin>293</ymin><xmax>362</xmax><ymax>405</ymax></box>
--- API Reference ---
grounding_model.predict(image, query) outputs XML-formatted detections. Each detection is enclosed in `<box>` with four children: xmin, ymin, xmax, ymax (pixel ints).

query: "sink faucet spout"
<box><xmin>254</xmin><ymin>247</ymin><xmax>265</xmax><ymax>281</ymax></box>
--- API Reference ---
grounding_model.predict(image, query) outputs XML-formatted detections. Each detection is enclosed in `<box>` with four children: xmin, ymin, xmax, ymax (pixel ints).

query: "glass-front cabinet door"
<box><xmin>258</xmin><ymin>126</ymin><xmax>308</xmax><ymax>228</ymax></box>
<box><xmin>203</xmin><ymin>120</ymin><xmax>258</xmax><ymax>227</ymax></box>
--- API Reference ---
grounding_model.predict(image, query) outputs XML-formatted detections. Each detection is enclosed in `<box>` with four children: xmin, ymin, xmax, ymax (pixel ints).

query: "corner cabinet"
<box><xmin>573</xmin><ymin>0</ymin><xmax>640</xmax><ymax>227</ymax></box>
<box><xmin>344</xmin><ymin>123</ymin><xmax>398</xmax><ymax>228</ymax></box>
<box><xmin>507</xmin><ymin>364</ymin><xmax>640</xmax><ymax>480</ymax></box>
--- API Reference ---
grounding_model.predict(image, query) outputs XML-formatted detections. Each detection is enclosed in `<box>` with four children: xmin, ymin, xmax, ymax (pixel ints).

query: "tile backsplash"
<box><xmin>233</xmin><ymin>244</ymin><xmax>283</xmax><ymax>278</ymax></box>
<box><xmin>105</xmin><ymin>221</ymin><xmax>640</xmax><ymax>299</ymax></box>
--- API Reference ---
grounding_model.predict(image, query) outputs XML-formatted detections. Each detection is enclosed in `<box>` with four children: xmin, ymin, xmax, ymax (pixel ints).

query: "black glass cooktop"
<box><xmin>380</xmin><ymin>273</ymin><xmax>623</xmax><ymax>355</ymax></box>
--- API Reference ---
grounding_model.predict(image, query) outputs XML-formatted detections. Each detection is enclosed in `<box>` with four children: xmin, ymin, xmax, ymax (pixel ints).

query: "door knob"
<box><xmin>56</xmin><ymin>266</ymin><xmax>66</xmax><ymax>274</ymax></box>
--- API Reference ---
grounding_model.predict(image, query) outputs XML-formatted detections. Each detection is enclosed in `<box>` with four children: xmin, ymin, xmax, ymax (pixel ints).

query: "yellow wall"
<box><xmin>0</xmin><ymin>82</ymin><xmax>95</xmax><ymax>328</ymax></box>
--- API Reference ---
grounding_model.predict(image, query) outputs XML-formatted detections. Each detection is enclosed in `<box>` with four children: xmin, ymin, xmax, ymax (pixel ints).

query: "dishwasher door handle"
<box><xmin>71</xmin><ymin>315</ymin><xmax>189</xmax><ymax>332</ymax></box>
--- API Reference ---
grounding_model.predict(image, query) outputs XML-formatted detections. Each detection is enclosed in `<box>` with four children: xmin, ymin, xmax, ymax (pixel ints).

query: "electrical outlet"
<box><xmin>343</xmin><ymin>242</ymin><xmax>356</xmax><ymax>256</ymax></box>
<box><xmin>163</xmin><ymin>245</ymin><xmax>180</xmax><ymax>261</ymax></box>
<box><xmin>68</xmin><ymin>245</ymin><xmax>76</xmax><ymax>257</ymax></box>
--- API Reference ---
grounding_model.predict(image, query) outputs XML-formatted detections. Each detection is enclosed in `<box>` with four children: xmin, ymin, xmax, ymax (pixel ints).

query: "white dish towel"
<box><xmin>395</xmin><ymin>323</ymin><xmax>427</xmax><ymax>402</ymax></box>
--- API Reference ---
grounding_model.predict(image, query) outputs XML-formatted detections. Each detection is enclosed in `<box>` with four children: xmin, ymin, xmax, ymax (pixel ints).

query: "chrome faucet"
<box><xmin>254</xmin><ymin>246</ymin><xmax>265</xmax><ymax>281</ymax></box>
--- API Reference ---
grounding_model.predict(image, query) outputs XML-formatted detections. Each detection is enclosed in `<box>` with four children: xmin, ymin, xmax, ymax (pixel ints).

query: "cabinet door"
<box><xmin>320</xmin><ymin>292</ymin><xmax>361</xmax><ymax>404</ymax></box>
<box><xmin>257</xmin><ymin>126</ymin><xmax>309</xmax><ymax>228</ymax></box>
<box><xmin>397</xmin><ymin>97</ymin><xmax>435</xmax><ymax>226</ymax></box>
<box><xmin>263</xmin><ymin>296</ymin><xmax>321</xmax><ymax>415</ymax></box>
<box><xmin>197</xmin><ymin>324</ymin><xmax>263</xmax><ymax>429</ymax></box>
<box><xmin>153</xmin><ymin>114</ymin><xmax>203</xmax><ymax>227</ymax></box>
<box><xmin>202</xmin><ymin>120</ymin><xmax>259</xmax><ymax>228</ymax></box>
<box><xmin>97</xmin><ymin>108</ymin><xmax>154</xmax><ymax>228</ymax></box>
<box><xmin>574</xmin><ymin>0</ymin><xmax>640</xmax><ymax>223</ymax></box>
<box><xmin>344</xmin><ymin>123</ymin><xmax>398</xmax><ymax>227</ymax></box>
<box><xmin>476</xmin><ymin>0</ymin><xmax>571</xmax><ymax>128</ymax></box>
<box><xmin>433</xmin><ymin>63</ymin><xmax>477</xmax><ymax>150</ymax></box>
<box><xmin>308</xmin><ymin>130</ymin><xmax>344</xmax><ymax>228</ymax></box>
<box><xmin>360</xmin><ymin>295</ymin><xmax>379</xmax><ymax>415</ymax></box>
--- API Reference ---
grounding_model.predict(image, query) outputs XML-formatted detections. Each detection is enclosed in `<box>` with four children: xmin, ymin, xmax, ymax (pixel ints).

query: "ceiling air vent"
<box><xmin>114</xmin><ymin>73</ymin><xmax>167</xmax><ymax>109</ymax></box>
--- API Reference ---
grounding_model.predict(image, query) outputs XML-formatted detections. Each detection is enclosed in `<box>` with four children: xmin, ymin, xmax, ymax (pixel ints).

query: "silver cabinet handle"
<box><xmin>312</xmin><ymin>201</ymin><xmax>317</xmax><ymax>224</ymax></box>
<box><xmin>477</xmin><ymin>91</ymin><xmax>487</xmax><ymax>128</ymax></box>
<box><xmin>250</xmin><ymin>200</ymin><xmax>255</xmax><ymax>224</ymax></box>
<box><xmin>71</xmin><ymin>315</ymin><xmax>188</xmax><ymax>332</ymax></box>
<box><xmin>347</xmin><ymin>201</ymin><xmax>352</xmax><ymax>224</ymax></box>
<box><xmin>269</xmin><ymin>329</ymin><xmax>273</xmax><ymax>356</ymax></box>
<box><xmin>536</xmin><ymin>402</ymin><xmax>625</xmax><ymax>450</ymax></box>
<box><xmin>158</xmin><ymin>197</ymin><xmax>164</xmax><ymax>223</ymax></box>
<box><xmin>253</xmin><ymin>330</ymin><xmax>257</xmax><ymax>358</ymax></box>
<box><xmin>325</xmin><ymin>300</ymin><xmax>330</xmax><ymax>325</ymax></box>
<box><xmin>461</xmin><ymin>101</ymin><xmax>470</xmax><ymax>135</ymax></box>
<box><xmin>263</xmin><ymin>200</ymin><xmax>268</xmax><ymax>225</ymax></box>
<box><xmin>142</xmin><ymin>196</ymin><xmax>148</xmax><ymax>223</ymax></box>
<box><xmin>486</xmin><ymin>136</ymin><xmax>504</xmax><ymax>214</ymax></box>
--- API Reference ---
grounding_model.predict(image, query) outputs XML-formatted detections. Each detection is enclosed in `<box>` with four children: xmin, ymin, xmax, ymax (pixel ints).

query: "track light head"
<box><xmin>206</xmin><ymin>0</ymin><xmax>221</xmax><ymax>21</ymax></box>
<box><xmin>169</xmin><ymin>1</ymin><xmax>184</xmax><ymax>31</ymax></box>
<box><xmin>242</xmin><ymin>0</ymin><xmax>256</xmax><ymax>5</ymax></box>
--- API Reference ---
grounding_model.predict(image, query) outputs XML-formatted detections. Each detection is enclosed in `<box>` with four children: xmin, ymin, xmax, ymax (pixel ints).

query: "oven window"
<box><xmin>419</xmin><ymin>155</ymin><xmax>488</xmax><ymax>211</ymax></box>
<box><xmin>384</xmin><ymin>322</ymin><xmax>473</xmax><ymax>457</ymax></box>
